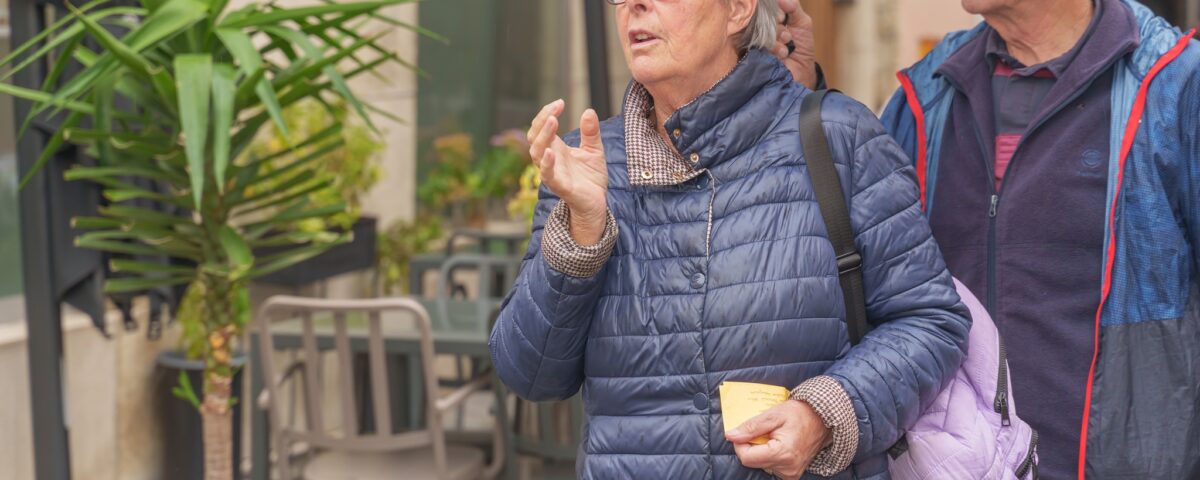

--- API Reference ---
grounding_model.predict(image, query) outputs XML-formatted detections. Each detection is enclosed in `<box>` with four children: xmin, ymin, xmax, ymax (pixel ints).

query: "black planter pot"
<box><xmin>156</xmin><ymin>351</ymin><xmax>246</xmax><ymax>480</ymax></box>
<box><xmin>254</xmin><ymin>215</ymin><xmax>378</xmax><ymax>287</ymax></box>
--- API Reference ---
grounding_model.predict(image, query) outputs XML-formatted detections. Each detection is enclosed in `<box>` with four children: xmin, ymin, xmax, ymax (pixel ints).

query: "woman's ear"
<box><xmin>726</xmin><ymin>0</ymin><xmax>757</xmax><ymax>37</ymax></box>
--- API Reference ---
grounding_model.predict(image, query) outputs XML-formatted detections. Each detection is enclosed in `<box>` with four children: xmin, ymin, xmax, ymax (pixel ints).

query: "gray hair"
<box><xmin>736</xmin><ymin>0</ymin><xmax>780</xmax><ymax>52</ymax></box>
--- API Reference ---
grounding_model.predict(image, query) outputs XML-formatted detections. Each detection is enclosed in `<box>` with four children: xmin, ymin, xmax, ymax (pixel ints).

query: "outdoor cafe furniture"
<box><xmin>249</xmin><ymin>253</ymin><xmax>523</xmax><ymax>480</ymax></box>
<box><xmin>253</xmin><ymin>296</ymin><xmax>504</xmax><ymax>480</ymax></box>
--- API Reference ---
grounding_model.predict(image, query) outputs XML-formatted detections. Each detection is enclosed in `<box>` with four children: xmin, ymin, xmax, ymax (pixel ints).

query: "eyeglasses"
<box><xmin>605</xmin><ymin>0</ymin><xmax>679</xmax><ymax>4</ymax></box>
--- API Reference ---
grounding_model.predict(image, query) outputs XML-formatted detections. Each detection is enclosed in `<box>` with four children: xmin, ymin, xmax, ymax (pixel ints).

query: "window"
<box><xmin>0</xmin><ymin>1</ymin><xmax>23</xmax><ymax>308</ymax></box>
<box><xmin>415</xmin><ymin>0</ymin><xmax>626</xmax><ymax>182</ymax></box>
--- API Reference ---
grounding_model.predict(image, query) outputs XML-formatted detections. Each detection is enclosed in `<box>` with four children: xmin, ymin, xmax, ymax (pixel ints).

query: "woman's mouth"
<box><xmin>628</xmin><ymin>30</ymin><xmax>660</xmax><ymax>49</ymax></box>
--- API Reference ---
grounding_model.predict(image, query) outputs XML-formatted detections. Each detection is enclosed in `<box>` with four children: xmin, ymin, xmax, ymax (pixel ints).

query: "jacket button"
<box><xmin>693</xmin><ymin>392</ymin><xmax>709</xmax><ymax>410</ymax></box>
<box><xmin>672</xmin><ymin>128</ymin><xmax>682</xmax><ymax>139</ymax></box>
<box><xmin>641</xmin><ymin>170</ymin><xmax>653</xmax><ymax>180</ymax></box>
<box><xmin>690</xmin><ymin>273</ymin><xmax>706</xmax><ymax>289</ymax></box>
<box><xmin>689</xmin><ymin>152</ymin><xmax>700</xmax><ymax>164</ymax></box>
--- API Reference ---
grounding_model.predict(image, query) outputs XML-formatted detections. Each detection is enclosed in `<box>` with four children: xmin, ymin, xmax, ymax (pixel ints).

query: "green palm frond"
<box><xmin>1</xmin><ymin>0</ymin><xmax>419</xmax><ymax>392</ymax></box>
<box><xmin>4</xmin><ymin>0</ymin><xmax>416</xmax><ymax>289</ymax></box>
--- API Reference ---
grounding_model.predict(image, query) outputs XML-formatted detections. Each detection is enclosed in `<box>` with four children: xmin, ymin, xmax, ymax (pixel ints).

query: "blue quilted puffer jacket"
<box><xmin>489</xmin><ymin>49</ymin><xmax>970</xmax><ymax>479</ymax></box>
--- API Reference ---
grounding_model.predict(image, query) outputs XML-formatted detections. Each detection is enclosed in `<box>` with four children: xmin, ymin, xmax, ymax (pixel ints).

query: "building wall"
<box><xmin>895</xmin><ymin>0</ymin><xmax>981</xmax><ymax>67</ymax></box>
<box><xmin>0</xmin><ymin>309</ymin><xmax>124</xmax><ymax>480</ymax></box>
<box><xmin>831</xmin><ymin>0</ymin><xmax>979</xmax><ymax>112</ymax></box>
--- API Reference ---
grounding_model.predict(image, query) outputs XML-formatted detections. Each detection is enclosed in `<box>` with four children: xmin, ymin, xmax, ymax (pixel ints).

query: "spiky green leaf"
<box><xmin>212</xmin><ymin>64</ymin><xmax>236</xmax><ymax>191</ymax></box>
<box><xmin>174</xmin><ymin>54</ymin><xmax>213</xmax><ymax>208</ymax></box>
<box><xmin>218</xmin><ymin>226</ymin><xmax>253</xmax><ymax>269</ymax></box>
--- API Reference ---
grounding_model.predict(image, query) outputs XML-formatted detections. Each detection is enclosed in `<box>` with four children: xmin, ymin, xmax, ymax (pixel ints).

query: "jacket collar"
<box><xmin>619</xmin><ymin>49</ymin><xmax>794</xmax><ymax>172</ymax></box>
<box><xmin>981</xmin><ymin>0</ymin><xmax>1104</xmax><ymax>78</ymax></box>
<box><xmin>930</xmin><ymin>0</ymin><xmax>1139</xmax><ymax>157</ymax></box>
<box><xmin>938</xmin><ymin>0</ymin><xmax>1139</xmax><ymax>89</ymax></box>
<box><xmin>902</xmin><ymin>0</ymin><xmax>1181</xmax><ymax>105</ymax></box>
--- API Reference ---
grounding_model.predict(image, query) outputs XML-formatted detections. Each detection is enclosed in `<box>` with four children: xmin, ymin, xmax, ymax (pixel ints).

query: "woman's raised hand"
<box><xmin>527</xmin><ymin>100</ymin><xmax>610</xmax><ymax>245</ymax></box>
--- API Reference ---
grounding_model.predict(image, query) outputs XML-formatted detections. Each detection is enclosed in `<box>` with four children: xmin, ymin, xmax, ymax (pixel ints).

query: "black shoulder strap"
<box><xmin>800</xmin><ymin>90</ymin><xmax>870</xmax><ymax>345</ymax></box>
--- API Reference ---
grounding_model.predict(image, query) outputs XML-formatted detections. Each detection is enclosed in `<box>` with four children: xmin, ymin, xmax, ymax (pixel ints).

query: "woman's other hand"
<box><xmin>727</xmin><ymin>399</ymin><xmax>832</xmax><ymax>479</ymax></box>
<box><xmin>527</xmin><ymin>100</ymin><xmax>609</xmax><ymax>245</ymax></box>
<box><xmin>774</xmin><ymin>0</ymin><xmax>819</xmax><ymax>90</ymax></box>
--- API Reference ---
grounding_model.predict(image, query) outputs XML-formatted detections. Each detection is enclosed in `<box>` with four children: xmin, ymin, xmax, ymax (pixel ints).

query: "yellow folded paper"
<box><xmin>719</xmin><ymin>381</ymin><xmax>790</xmax><ymax>445</ymax></box>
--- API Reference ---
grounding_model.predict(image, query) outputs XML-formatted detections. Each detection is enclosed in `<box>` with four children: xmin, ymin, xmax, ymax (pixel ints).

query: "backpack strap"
<box><xmin>800</xmin><ymin>90</ymin><xmax>870</xmax><ymax>345</ymax></box>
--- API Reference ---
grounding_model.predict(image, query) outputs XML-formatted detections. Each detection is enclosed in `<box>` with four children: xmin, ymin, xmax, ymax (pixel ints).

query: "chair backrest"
<box><xmin>256</xmin><ymin>296</ymin><xmax>450</xmax><ymax>467</ymax></box>
<box><xmin>433</xmin><ymin>253</ymin><xmax>523</xmax><ymax>332</ymax></box>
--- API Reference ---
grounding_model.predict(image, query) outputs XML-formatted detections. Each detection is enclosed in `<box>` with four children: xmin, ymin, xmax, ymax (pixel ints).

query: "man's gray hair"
<box><xmin>736</xmin><ymin>0</ymin><xmax>780</xmax><ymax>52</ymax></box>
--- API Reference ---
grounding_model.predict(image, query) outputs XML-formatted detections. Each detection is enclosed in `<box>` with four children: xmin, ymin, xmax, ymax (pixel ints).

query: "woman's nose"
<box><xmin>625</xmin><ymin>0</ymin><xmax>651</xmax><ymax>12</ymax></box>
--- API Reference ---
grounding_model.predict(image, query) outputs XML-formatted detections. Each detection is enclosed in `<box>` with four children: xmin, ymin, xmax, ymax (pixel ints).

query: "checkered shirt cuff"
<box><xmin>790</xmin><ymin>375</ymin><xmax>859</xmax><ymax>477</ymax></box>
<box><xmin>541</xmin><ymin>201</ymin><xmax>618</xmax><ymax>278</ymax></box>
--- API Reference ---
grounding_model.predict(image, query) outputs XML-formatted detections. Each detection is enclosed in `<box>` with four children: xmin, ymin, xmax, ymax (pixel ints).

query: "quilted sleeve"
<box><xmin>818</xmin><ymin>93</ymin><xmax>972</xmax><ymax>462</ymax></box>
<box><xmin>488</xmin><ymin>133</ymin><xmax>613</xmax><ymax>402</ymax></box>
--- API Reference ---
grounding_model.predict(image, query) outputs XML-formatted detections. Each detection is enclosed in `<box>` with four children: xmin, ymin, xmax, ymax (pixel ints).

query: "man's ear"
<box><xmin>726</xmin><ymin>0</ymin><xmax>757</xmax><ymax>38</ymax></box>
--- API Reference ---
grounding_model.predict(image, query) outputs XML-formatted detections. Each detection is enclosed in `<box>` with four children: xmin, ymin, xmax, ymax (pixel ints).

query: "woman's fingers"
<box><xmin>527</xmin><ymin>99</ymin><xmax>565</xmax><ymax>160</ymax></box>
<box><xmin>528</xmin><ymin>99</ymin><xmax>564</xmax><ymax>142</ymax></box>
<box><xmin>778</xmin><ymin>0</ymin><xmax>812</xmax><ymax>34</ymax></box>
<box><xmin>540</xmin><ymin>148</ymin><xmax>557</xmax><ymax>186</ymax></box>
<box><xmin>728</xmin><ymin>410</ymin><xmax>785</xmax><ymax>442</ymax></box>
<box><xmin>773</xmin><ymin>0</ymin><xmax>800</xmax><ymax>61</ymax></box>
<box><xmin>529</xmin><ymin>113</ymin><xmax>560</xmax><ymax>164</ymax></box>
<box><xmin>778</xmin><ymin>0</ymin><xmax>801</xmax><ymax>18</ymax></box>
<box><xmin>578</xmin><ymin>108</ymin><xmax>603</xmax><ymax>152</ymax></box>
<box><xmin>773</xmin><ymin>0</ymin><xmax>818</xmax><ymax>88</ymax></box>
<box><xmin>732</xmin><ymin>442</ymin><xmax>777</xmax><ymax>469</ymax></box>
<box><xmin>773</xmin><ymin>44</ymin><xmax>790</xmax><ymax>60</ymax></box>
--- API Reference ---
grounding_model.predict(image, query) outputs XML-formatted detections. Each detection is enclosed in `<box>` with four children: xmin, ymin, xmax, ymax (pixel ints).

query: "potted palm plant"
<box><xmin>0</xmin><ymin>0</ymin><xmax>420</xmax><ymax>478</ymax></box>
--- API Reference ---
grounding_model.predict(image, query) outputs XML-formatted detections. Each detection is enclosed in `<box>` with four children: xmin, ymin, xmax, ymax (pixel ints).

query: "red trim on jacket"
<box><xmin>1078</xmin><ymin>28</ymin><xmax>1197</xmax><ymax>480</ymax></box>
<box><xmin>897</xmin><ymin>71</ymin><xmax>928</xmax><ymax>212</ymax></box>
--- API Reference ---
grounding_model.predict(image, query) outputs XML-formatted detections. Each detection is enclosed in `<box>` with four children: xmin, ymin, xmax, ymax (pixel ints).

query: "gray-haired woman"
<box><xmin>488</xmin><ymin>1</ymin><xmax>970</xmax><ymax>478</ymax></box>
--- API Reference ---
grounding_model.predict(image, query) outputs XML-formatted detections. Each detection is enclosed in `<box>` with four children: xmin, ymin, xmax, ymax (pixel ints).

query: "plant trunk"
<box><xmin>199</xmin><ymin>271</ymin><xmax>241</xmax><ymax>480</ymax></box>
<box><xmin>201</xmin><ymin>377</ymin><xmax>234</xmax><ymax>480</ymax></box>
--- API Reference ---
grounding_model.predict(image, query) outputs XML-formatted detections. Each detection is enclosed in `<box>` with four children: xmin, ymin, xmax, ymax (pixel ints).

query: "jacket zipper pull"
<box><xmin>989</xmin><ymin>194</ymin><xmax>999</xmax><ymax>218</ymax></box>
<box><xmin>995</xmin><ymin>390</ymin><xmax>1011</xmax><ymax>426</ymax></box>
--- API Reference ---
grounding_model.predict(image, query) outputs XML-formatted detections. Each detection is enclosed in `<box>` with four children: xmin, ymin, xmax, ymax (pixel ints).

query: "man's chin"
<box><xmin>959</xmin><ymin>0</ymin><xmax>1000</xmax><ymax>15</ymax></box>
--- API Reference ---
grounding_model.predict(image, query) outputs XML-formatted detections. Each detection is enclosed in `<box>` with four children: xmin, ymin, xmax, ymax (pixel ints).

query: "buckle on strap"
<box><xmin>836</xmin><ymin>251</ymin><xmax>862</xmax><ymax>275</ymax></box>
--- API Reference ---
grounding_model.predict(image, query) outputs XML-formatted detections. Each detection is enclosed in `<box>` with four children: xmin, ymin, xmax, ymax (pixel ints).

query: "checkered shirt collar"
<box><xmin>623</xmin><ymin>83</ymin><xmax>705</xmax><ymax>187</ymax></box>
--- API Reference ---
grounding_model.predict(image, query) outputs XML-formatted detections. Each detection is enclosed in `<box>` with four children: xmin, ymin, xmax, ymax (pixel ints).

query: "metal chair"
<box><xmin>431</xmin><ymin>254</ymin><xmax>523</xmax><ymax>333</ymax></box>
<box><xmin>513</xmin><ymin>396</ymin><xmax>583</xmax><ymax>479</ymax></box>
<box><xmin>428</xmin><ymin>254</ymin><xmax>523</xmax><ymax>432</ymax></box>
<box><xmin>255</xmin><ymin>296</ymin><xmax>504</xmax><ymax>480</ymax></box>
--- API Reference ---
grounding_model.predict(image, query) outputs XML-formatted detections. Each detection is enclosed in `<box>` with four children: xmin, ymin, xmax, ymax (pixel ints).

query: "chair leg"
<box><xmin>455</xmin><ymin>356</ymin><xmax>467</xmax><ymax>430</ymax></box>
<box><xmin>274</xmin><ymin>434</ymin><xmax>293</xmax><ymax>480</ymax></box>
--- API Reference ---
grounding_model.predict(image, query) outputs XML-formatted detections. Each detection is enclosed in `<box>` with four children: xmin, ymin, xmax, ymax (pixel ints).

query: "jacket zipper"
<box><xmin>944</xmin><ymin>68</ymin><xmax>1108</xmax><ymax>316</ymax></box>
<box><xmin>1015</xmin><ymin>429</ymin><xmax>1040</xmax><ymax>479</ymax></box>
<box><xmin>939</xmin><ymin>79</ymin><xmax>1109</xmax><ymax>431</ymax></box>
<box><xmin>938</xmin><ymin>81</ymin><xmax>1012</xmax><ymax>426</ymax></box>
<box><xmin>994</xmin><ymin>333</ymin><xmax>1011</xmax><ymax>426</ymax></box>
<box><xmin>950</xmin><ymin>79</ymin><xmax>1001</xmax><ymax>315</ymax></box>
<box><xmin>988</xmin><ymin>193</ymin><xmax>999</xmax><ymax>313</ymax></box>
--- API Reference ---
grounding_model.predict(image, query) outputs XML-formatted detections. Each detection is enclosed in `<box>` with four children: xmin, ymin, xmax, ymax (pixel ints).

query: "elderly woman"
<box><xmin>488</xmin><ymin>0</ymin><xmax>970</xmax><ymax>478</ymax></box>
